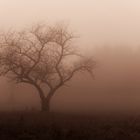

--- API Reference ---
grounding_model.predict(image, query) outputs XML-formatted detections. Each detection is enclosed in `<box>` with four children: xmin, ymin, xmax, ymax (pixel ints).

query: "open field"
<box><xmin>0</xmin><ymin>111</ymin><xmax>140</xmax><ymax>139</ymax></box>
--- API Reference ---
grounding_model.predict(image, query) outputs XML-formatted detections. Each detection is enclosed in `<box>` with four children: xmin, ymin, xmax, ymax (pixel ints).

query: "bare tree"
<box><xmin>0</xmin><ymin>24</ymin><xmax>95</xmax><ymax>112</ymax></box>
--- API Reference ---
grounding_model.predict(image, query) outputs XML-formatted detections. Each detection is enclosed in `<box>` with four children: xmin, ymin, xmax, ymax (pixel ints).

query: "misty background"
<box><xmin>0</xmin><ymin>0</ymin><xmax>140</xmax><ymax>112</ymax></box>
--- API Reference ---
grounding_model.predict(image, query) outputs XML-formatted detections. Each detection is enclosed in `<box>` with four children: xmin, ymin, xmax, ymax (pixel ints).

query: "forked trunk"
<box><xmin>41</xmin><ymin>92</ymin><xmax>54</xmax><ymax>112</ymax></box>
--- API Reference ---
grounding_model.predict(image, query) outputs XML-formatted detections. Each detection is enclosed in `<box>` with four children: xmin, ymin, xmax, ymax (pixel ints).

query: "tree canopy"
<box><xmin>0</xmin><ymin>24</ymin><xmax>95</xmax><ymax>111</ymax></box>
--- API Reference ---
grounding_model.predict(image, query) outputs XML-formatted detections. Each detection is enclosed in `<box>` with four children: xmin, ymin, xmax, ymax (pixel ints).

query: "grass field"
<box><xmin>0</xmin><ymin>111</ymin><xmax>140</xmax><ymax>140</ymax></box>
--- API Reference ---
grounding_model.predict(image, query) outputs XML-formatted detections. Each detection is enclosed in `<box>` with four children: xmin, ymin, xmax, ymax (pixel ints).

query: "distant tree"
<box><xmin>0</xmin><ymin>24</ymin><xmax>95</xmax><ymax>112</ymax></box>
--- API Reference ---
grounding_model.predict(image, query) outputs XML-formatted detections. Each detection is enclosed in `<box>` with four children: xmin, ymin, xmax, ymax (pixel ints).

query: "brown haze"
<box><xmin>0</xmin><ymin>0</ymin><xmax>140</xmax><ymax>113</ymax></box>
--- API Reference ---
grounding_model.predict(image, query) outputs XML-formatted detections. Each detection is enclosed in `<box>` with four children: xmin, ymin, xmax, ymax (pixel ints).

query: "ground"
<box><xmin>0</xmin><ymin>111</ymin><xmax>140</xmax><ymax>140</ymax></box>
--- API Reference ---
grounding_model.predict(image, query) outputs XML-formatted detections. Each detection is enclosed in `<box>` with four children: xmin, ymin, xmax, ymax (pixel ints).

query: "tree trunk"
<box><xmin>41</xmin><ymin>92</ymin><xmax>54</xmax><ymax>112</ymax></box>
<box><xmin>41</xmin><ymin>99</ymin><xmax>50</xmax><ymax>112</ymax></box>
<box><xmin>33</xmin><ymin>83</ymin><xmax>55</xmax><ymax>112</ymax></box>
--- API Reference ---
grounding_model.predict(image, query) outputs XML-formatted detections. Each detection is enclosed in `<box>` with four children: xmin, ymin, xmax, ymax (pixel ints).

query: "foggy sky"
<box><xmin>0</xmin><ymin>0</ymin><xmax>140</xmax><ymax>112</ymax></box>
<box><xmin>0</xmin><ymin>0</ymin><xmax>140</xmax><ymax>48</ymax></box>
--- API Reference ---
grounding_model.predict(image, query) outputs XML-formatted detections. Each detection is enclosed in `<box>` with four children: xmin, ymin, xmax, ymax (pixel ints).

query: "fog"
<box><xmin>0</xmin><ymin>0</ymin><xmax>140</xmax><ymax>113</ymax></box>
<box><xmin>1</xmin><ymin>0</ymin><xmax>140</xmax><ymax>47</ymax></box>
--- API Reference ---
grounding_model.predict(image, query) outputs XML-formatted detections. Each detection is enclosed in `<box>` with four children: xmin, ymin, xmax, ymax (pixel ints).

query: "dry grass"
<box><xmin>0</xmin><ymin>111</ymin><xmax>140</xmax><ymax>140</ymax></box>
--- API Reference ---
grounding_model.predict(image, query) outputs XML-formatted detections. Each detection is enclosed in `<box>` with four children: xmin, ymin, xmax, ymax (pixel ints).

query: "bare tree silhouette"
<box><xmin>0</xmin><ymin>24</ymin><xmax>95</xmax><ymax>112</ymax></box>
